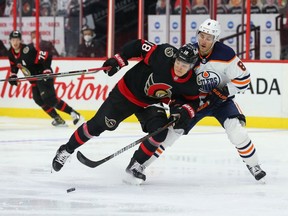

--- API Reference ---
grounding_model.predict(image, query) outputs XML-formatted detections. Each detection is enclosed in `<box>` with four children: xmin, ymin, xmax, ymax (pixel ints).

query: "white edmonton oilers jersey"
<box><xmin>193</xmin><ymin>42</ymin><xmax>250</xmax><ymax>97</ymax></box>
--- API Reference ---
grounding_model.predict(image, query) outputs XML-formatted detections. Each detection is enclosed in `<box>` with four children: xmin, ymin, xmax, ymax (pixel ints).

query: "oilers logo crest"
<box><xmin>144</xmin><ymin>74</ymin><xmax>172</xmax><ymax>99</ymax></box>
<box><xmin>196</xmin><ymin>71</ymin><xmax>221</xmax><ymax>93</ymax></box>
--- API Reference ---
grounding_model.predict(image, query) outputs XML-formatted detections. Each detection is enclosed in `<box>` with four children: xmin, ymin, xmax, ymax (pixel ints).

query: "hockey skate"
<box><xmin>52</xmin><ymin>116</ymin><xmax>67</xmax><ymax>127</ymax></box>
<box><xmin>123</xmin><ymin>158</ymin><xmax>146</xmax><ymax>185</ymax></box>
<box><xmin>52</xmin><ymin>145</ymin><xmax>73</xmax><ymax>172</ymax></box>
<box><xmin>71</xmin><ymin>110</ymin><xmax>82</xmax><ymax>125</ymax></box>
<box><xmin>246</xmin><ymin>164</ymin><xmax>266</xmax><ymax>181</ymax></box>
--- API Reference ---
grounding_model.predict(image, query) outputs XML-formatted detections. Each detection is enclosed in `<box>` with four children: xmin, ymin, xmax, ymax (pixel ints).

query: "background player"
<box><xmin>7</xmin><ymin>30</ymin><xmax>81</xmax><ymax>127</ymax></box>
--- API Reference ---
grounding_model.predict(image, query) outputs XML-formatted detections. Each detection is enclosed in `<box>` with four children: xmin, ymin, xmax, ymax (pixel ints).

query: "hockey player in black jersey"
<box><xmin>52</xmin><ymin>40</ymin><xmax>200</xmax><ymax>177</ymax></box>
<box><xmin>7</xmin><ymin>30</ymin><xmax>81</xmax><ymax>126</ymax></box>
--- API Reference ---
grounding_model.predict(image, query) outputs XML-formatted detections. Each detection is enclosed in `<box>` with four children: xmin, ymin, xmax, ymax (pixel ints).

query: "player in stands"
<box><xmin>7</xmin><ymin>30</ymin><xmax>81</xmax><ymax>127</ymax></box>
<box><xmin>128</xmin><ymin>19</ymin><xmax>266</xmax><ymax>184</ymax></box>
<box><xmin>52</xmin><ymin>40</ymin><xmax>200</xmax><ymax>178</ymax></box>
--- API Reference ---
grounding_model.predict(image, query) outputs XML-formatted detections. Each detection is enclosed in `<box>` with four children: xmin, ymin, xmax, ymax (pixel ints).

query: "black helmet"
<box><xmin>175</xmin><ymin>43</ymin><xmax>199</xmax><ymax>66</ymax></box>
<box><xmin>9</xmin><ymin>30</ymin><xmax>22</xmax><ymax>40</ymax></box>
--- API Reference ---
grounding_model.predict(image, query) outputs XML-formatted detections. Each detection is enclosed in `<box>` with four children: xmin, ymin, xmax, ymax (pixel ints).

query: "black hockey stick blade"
<box><xmin>76</xmin><ymin>118</ymin><xmax>178</xmax><ymax>168</ymax></box>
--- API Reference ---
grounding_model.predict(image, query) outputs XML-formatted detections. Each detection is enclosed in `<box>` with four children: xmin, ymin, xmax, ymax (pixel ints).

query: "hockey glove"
<box><xmin>42</xmin><ymin>69</ymin><xmax>52</xmax><ymax>81</ymax></box>
<box><xmin>204</xmin><ymin>86</ymin><xmax>229</xmax><ymax>109</ymax></box>
<box><xmin>8</xmin><ymin>74</ymin><xmax>18</xmax><ymax>86</ymax></box>
<box><xmin>102</xmin><ymin>53</ymin><xmax>128</xmax><ymax>76</ymax></box>
<box><xmin>42</xmin><ymin>69</ymin><xmax>52</xmax><ymax>75</ymax></box>
<box><xmin>169</xmin><ymin>104</ymin><xmax>195</xmax><ymax>129</ymax></box>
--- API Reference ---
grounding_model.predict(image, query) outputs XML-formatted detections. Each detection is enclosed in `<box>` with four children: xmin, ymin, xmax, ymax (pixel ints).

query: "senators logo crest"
<box><xmin>144</xmin><ymin>74</ymin><xmax>172</xmax><ymax>99</ymax></box>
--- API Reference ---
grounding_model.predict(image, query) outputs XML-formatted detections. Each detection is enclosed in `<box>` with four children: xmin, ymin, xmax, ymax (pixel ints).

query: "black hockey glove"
<box><xmin>204</xmin><ymin>86</ymin><xmax>229</xmax><ymax>109</ymax></box>
<box><xmin>169</xmin><ymin>104</ymin><xmax>195</xmax><ymax>129</ymax></box>
<box><xmin>8</xmin><ymin>74</ymin><xmax>18</xmax><ymax>86</ymax></box>
<box><xmin>42</xmin><ymin>69</ymin><xmax>52</xmax><ymax>81</ymax></box>
<box><xmin>102</xmin><ymin>53</ymin><xmax>128</xmax><ymax>76</ymax></box>
<box><xmin>42</xmin><ymin>69</ymin><xmax>52</xmax><ymax>75</ymax></box>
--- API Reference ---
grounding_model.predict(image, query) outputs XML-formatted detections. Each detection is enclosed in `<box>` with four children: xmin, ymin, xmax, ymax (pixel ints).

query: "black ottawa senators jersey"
<box><xmin>117</xmin><ymin>39</ymin><xmax>200</xmax><ymax>110</ymax></box>
<box><xmin>8</xmin><ymin>44</ymin><xmax>52</xmax><ymax>76</ymax></box>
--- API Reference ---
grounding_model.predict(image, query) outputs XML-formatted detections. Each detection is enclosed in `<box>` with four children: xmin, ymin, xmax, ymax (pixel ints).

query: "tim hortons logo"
<box><xmin>0</xmin><ymin>67</ymin><xmax>110</xmax><ymax>101</ymax></box>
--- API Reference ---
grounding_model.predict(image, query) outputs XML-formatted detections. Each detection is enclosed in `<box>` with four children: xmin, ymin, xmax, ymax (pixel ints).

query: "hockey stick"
<box><xmin>76</xmin><ymin>118</ymin><xmax>178</xmax><ymax>168</ymax></box>
<box><xmin>0</xmin><ymin>66</ymin><xmax>111</xmax><ymax>82</ymax></box>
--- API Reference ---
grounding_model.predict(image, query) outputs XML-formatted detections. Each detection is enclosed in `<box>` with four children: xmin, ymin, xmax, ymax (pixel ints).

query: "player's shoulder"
<box><xmin>212</xmin><ymin>42</ymin><xmax>236</xmax><ymax>61</ymax></box>
<box><xmin>7</xmin><ymin>48</ymin><xmax>14</xmax><ymax>59</ymax></box>
<box><xmin>41</xmin><ymin>40</ymin><xmax>54</xmax><ymax>47</ymax></box>
<box><xmin>151</xmin><ymin>43</ymin><xmax>177</xmax><ymax>60</ymax></box>
<box><xmin>21</xmin><ymin>43</ymin><xmax>36</xmax><ymax>54</ymax></box>
<box><xmin>159</xmin><ymin>43</ymin><xmax>177</xmax><ymax>50</ymax></box>
<box><xmin>158</xmin><ymin>43</ymin><xmax>178</xmax><ymax>55</ymax></box>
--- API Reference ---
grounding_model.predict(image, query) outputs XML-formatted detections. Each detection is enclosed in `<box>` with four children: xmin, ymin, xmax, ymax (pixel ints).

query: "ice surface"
<box><xmin>0</xmin><ymin>117</ymin><xmax>288</xmax><ymax>216</ymax></box>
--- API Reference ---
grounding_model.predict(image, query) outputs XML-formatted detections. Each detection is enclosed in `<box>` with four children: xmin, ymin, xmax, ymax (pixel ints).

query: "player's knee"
<box><xmin>137</xmin><ymin>105</ymin><xmax>168</xmax><ymax>133</ymax></box>
<box><xmin>33</xmin><ymin>95</ymin><xmax>44</xmax><ymax>106</ymax></box>
<box><xmin>43</xmin><ymin>96</ymin><xmax>58</xmax><ymax>107</ymax></box>
<box><xmin>151</xmin><ymin>129</ymin><xmax>168</xmax><ymax>143</ymax></box>
<box><xmin>86</xmin><ymin>116</ymin><xmax>118</xmax><ymax>136</ymax></box>
<box><xmin>224</xmin><ymin>118</ymin><xmax>250</xmax><ymax>147</ymax></box>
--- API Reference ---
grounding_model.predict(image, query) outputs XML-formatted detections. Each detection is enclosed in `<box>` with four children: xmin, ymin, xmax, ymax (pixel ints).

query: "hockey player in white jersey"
<box><xmin>127</xmin><ymin>18</ymin><xmax>266</xmax><ymax>184</ymax></box>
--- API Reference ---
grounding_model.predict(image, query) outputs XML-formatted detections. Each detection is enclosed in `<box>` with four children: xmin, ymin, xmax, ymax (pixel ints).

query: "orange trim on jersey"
<box><xmin>231</xmin><ymin>78</ymin><xmax>251</xmax><ymax>85</ymax></box>
<box><xmin>199</xmin><ymin>50</ymin><xmax>213</xmax><ymax>60</ymax></box>
<box><xmin>117</xmin><ymin>78</ymin><xmax>150</xmax><ymax>108</ymax></box>
<box><xmin>199</xmin><ymin>53</ymin><xmax>237</xmax><ymax>64</ymax></box>
<box><xmin>209</xmin><ymin>56</ymin><xmax>237</xmax><ymax>63</ymax></box>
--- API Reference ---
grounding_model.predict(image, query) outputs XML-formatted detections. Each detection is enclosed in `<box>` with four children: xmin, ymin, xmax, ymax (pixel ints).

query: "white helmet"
<box><xmin>197</xmin><ymin>19</ymin><xmax>221</xmax><ymax>41</ymax></box>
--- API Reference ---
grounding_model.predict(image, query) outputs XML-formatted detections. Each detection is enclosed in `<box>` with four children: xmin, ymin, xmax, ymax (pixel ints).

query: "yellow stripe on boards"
<box><xmin>0</xmin><ymin>108</ymin><xmax>287</xmax><ymax>129</ymax></box>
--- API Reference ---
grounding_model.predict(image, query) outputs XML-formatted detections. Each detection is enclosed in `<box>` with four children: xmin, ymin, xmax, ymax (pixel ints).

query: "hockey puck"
<box><xmin>67</xmin><ymin>187</ymin><xmax>76</xmax><ymax>193</ymax></box>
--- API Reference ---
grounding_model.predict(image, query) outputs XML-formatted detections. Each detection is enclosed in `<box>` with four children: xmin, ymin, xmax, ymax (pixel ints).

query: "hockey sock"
<box><xmin>133</xmin><ymin>137</ymin><xmax>160</xmax><ymax>164</ymax></box>
<box><xmin>236</xmin><ymin>141</ymin><xmax>259</xmax><ymax>167</ymax></box>
<box><xmin>55</xmin><ymin>98</ymin><xmax>73</xmax><ymax>114</ymax></box>
<box><xmin>66</xmin><ymin>122</ymin><xmax>94</xmax><ymax>152</ymax></box>
<box><xmin>143</xmin><ymin>145</ymin><xmax>166</xmax><ymax>167</ymax></box>
<box><xmin>41</xmin><ymin>105</ymin><xmax>58</xmax><ymax>118</ymax></box>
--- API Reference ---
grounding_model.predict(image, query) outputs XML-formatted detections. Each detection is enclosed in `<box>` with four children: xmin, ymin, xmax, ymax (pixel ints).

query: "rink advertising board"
<box><xmin>0</xmin><ymin>59</ymin><xmax>287</xmax><ymax>129</ymax></box>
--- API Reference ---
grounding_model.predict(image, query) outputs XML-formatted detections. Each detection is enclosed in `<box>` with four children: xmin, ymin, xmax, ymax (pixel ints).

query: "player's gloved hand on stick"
<box><xmin>102</xmin><ymin>53</ymin><xmax>128</xmax><ymax>76</ymax></box>
<box><xmin>8</xmin><ymin>74</ymin><xmax>18</xmax><ymax>86</ymax></box>
<box><xmin>204</xmin><ymin>85</ymin><xmax>229</xmax><ymax>109</ymax></box>
<box><xmin>42</xmin><ymin>69</ymin><xmax>52</xmax><ymax>81</ymax></box>
<box><xmin>169</xmin><ymin>104</ymin><xmax>195</xmax><ymax>129</ymax></box>
<box><xmin>42</xmin><ymin>69</ymin><xmax>52</xmax><ymax>75</ymax></box>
